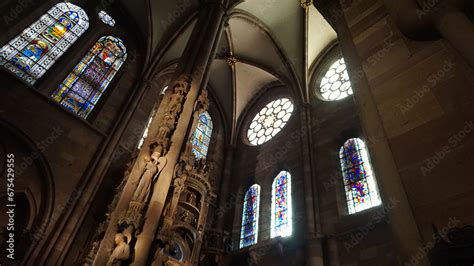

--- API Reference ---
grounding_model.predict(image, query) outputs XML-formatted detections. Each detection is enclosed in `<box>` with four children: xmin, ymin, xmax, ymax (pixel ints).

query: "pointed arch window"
<box><xmin>191</xmin><ymin>111</ymin><xmax>213</xmax><ymax>159</ymax></box>
<box><xmin>271</xmin><ymin>171</ymin><xmax>292</xmax><ymax>238</ymax></box>
<box><xmin>240</xmin><ymin>184</ymin><xmax>260</xmax><ymax>248</ymax></box>
<box><xmin>340</xmin><ymin>138</ymin><xmax>381</xmax><ymax>214</ymax></box>
<box><xmin>0</xmin><ymin>3</ymin><xmax>89</xmax><ymax>85</ymax></box>
<box><xmin>51</xmin><ymin>36</ymin><xmax>127</xmax><ymax>118</ymax></box>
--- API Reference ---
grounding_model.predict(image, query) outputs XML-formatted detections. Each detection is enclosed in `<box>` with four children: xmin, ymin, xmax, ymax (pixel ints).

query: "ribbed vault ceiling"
<box><xmin>119</xmin><ymin>0</ymin><xmax>337</xmax><ymax>143</ymax></box>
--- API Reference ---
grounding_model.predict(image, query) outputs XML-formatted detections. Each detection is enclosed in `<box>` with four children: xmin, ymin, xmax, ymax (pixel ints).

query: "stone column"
<box><xmin>300</xmin><ymin>104</ymin><xmax>324</xmax><ymax>266</ymax></box>
<box><xmin>435</xmin><ymin>8</ymin><xmax>474</xmax><ymax>67</ymax></box>
<box><xmin>331</xmin><ymin>1</ymin><xmax>428</xmax><ymax>264</ymax></box>
<box><xmin>302</xmin><ymin>1</ymin><xmax>325</xmax><ymax>265</ymax></box>
<box><xmin>381</xmin><ymin>0</ymin><xmax>474</xmax><ymax>67</ymax></box>
<box><xmin>131</xmin><ymin>3</ymin><xmax>227</xmax><ymax>265</ymax></box>
<box><xmin>215</xmin><ymin>145</ymin><xmax>235</xmax><ymax>230</ymax></box>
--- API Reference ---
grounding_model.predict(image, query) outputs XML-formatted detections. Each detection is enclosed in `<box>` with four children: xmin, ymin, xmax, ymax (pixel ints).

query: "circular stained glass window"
<box><xmin>98</xmin><ymin>10</ymin><xmax>115</xmax><ymax>27</ymax></box>
<box><xmin>247</xmin><ymin>98</ymin><xmax>294</xmax><ymax>145</ymax></box>
<box><xmin>319</xmin><ymin>58</ymin><xmax>353</xmax><ymax>101</ymax></box>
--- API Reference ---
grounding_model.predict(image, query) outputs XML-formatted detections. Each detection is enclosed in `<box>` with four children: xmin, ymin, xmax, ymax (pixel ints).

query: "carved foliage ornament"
<box><xmin>300</xmin><ymin>0</ymin><xmax>313</xmax><ymax>9</ymax></box>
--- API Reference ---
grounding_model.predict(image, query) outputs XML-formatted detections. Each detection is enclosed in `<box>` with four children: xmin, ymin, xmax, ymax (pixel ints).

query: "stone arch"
<box><xmin>0</xmin><ymin>120</ymin><xmax>55</xmax><ymax>261</ymax></box>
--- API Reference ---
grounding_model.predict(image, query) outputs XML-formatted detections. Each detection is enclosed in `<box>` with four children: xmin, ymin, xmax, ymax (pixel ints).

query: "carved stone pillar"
<box><xmin>93</xmin><ymin>2</ymin><xmax>227</xmax><ymax>266</ymax></box>
<box><xmin>132</xmin><ymin>1</ymin><xmax>226</xmax><ymax>259</ymax></box>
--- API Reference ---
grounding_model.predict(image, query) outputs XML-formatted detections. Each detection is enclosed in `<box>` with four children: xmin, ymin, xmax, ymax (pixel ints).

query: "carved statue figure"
<box><xmin>173</xmin><ymin>176</ymin><xmax>186</xmax><ymax>195</ymax></box>
<box><xmin>195</xmin><ymin>89</ymin><xmax>209</xmax><ymax>114</ymax></box>
<box><xmin>106</xmin><ymin>233</ymin><xmax>130</xmax><ymax>266</ymax></box>
<box><xmin>156</xmin><ymin>114</ymin><xmax>175</xmax><ymax>141</ymax></box>
<box><xmin>187</xmin><ymin>192</ymin><xmax>197</xmax><ymax>206</ymax></box>
<box><xmin>172</xmin><ymin>77</ymin><xmax>189</xmax><ymax>96</ymax></box>
<box><xmin>132</xmin><ymin>151</ymin><xmax>166</xmax><ymax>203</ymax></box>
<box><xmin>169</xmin><ymin>93</ymin><xmax>184</xmax><ymax>116</ymax></box>
<box><xmin>151</xmin><ymin>242</ymin><xmax>171</xmax><ymax>266</ymax></box>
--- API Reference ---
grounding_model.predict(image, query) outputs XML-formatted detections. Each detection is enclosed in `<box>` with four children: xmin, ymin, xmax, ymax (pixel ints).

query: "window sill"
<box><xmin>335</xmin><ymin>205</ymin><xmax>388</xmax><ymax>236</ymax></box>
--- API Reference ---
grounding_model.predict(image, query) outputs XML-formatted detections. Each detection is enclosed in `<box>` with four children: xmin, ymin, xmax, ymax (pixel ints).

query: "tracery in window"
<box><xmin>320</xmin><ymin>58</ymin><xmax>352</xmax><ymax>101</ymax></box>
<box><xmin>51</xmin><ymin>36</ymin><xmax>127</xmax><ymax>118</ymax></box>
<box><xmin>0</xmin><ymin>3</ymin><xmax>89</xmax><ymax>85</ymax></box>
<box><xmin>191</xmin><ymin>111</ymin><xmax>213</xmax><ymax>159</ymax></box>
<box><xmin>271</xmin><ymin>171</ymin><xmax>292</xmax><ymax>238</ymax></box>
<box><xmin>98</xmin><ymin>10</ymin><xmax>115</xmax><ymax>27</ymax></box>
<box><xmin>240</xmin><ymin>184</ymin><xmax>260</xmax><ymax>248</ymax></box>
<box><xmin>247</xmin><ymin>98</ymin><xmax>294</xmax><ymax>146</ymax></box>
<box><xmin>340</xmin><ymin>138</ymin><xmax>381</xmax><ymax>214</ymax></box>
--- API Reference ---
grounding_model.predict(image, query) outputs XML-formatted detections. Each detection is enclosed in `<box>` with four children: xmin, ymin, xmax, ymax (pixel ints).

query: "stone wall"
<box><xmin>0</xmin><ymin>0</ymin><xmax>145</xmax><ymax>264</ymax></box>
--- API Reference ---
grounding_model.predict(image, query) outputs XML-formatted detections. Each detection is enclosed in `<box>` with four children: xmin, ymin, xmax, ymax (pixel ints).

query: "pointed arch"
<box><xmin>271</xmin><ymin>170</ymin><xmax>292</xmax><ymax>238</ymax></box>
<box><xmin>240</xmin><ymin>184</ymin><xmax>260</xmax><ymax>248</ymax></box>
<box><xmin>340</xmin><ymin>138</ymin><xmax>381</xmax><ymax>214</ymax></box>
<box><xmin>0</xmin><ymin>3</ymin><xmax>89</xmax><ymax>85</ymax></box>
<box><xmin>191</xmin><ymin>111</ymin><xmax>213</xmax><ymax>159</ymax></box>
<box><xmin>51</xmin><ymin>36</ymin><xmax>127</xmax><ymax>118</ymax></box>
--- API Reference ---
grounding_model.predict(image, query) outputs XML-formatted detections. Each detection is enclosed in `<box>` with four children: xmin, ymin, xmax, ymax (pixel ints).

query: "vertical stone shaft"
<box><xmin>333</xmin><ymin>1</ymin><xmax>428</xmax><ymax>264</ymax></box>
<box><xmin>215</xmin><ymin>146</ymin><xmax>235</xmax><ymax>230</ymax></box>
<box><xmin>131</xmin><ymin>3</ymin><xmax>226</xmax><ymax>265</ymax></box>
<box><xmin>435</xmin><ymin>9</ymin><xmax>474</xmax><ymax>67</ymax></box>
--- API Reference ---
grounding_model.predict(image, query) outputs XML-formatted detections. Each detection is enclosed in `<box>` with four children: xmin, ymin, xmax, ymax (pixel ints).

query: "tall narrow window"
<box><xmin>191</xmin><ymin>111</ymin><xmax>213</xmax><ymax>159</ymax></box>
<box><xmin>240</xmin><ymin>184</ymin><xmax>260</xmax><ymax>248</ymax></box>
<box><xmin>0</xmin><ymin>3</ymin><xmax>89</xmax><ymax>85</ymax></box>
<box><xmin>51</xmin><ymin>36</ymin><xmax>127</xmax><ymax>118</ymax></box>
<box><xmin>271</xmin><ymin>171</ymin><xmax>292</xmax><ymax>238</ymax></box>
<box><xmin>340</xmin><ymin>138</ymin><xmax>381</xmax><ymax>214</ymax></box>
<box><xmin>137</xmin><ymin>106</ymin><xmax>157</xmax><ymax>149</ymax></box>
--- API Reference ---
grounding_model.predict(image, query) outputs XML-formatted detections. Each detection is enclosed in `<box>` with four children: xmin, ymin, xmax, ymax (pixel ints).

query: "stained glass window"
<box><xmin>271</xmin><ymin>171</ymin><xmax>292</xmax><ymax>238</ymax></box>
<box><xmin>0</xmin><ymin>3</ymin><xmax>89</xmax><ymax>85</ymax></box>
<box><xmin>191</xmin><ymin>111</ymin><xmax>213</xmax><ymax>159</ymax></box>
<box><xmin>137</xmin><ymin>106</ymin><xmax>157</xmax><ymax>149</ymax></box>
<box><xmin>320</xmin><ymin>58</ymin><xmax>353</xmax><ymax>101</ymax></box>
<box><xmin>247</xmin><ymin>98</ymin><xmax>294</xmax><ymax>146</ymax></box>
<box><xmin>161</xmin><ymin>85</ymin><xmax>168</xmax><ymax>95</ymax></box>
<box><xmin>340</xmin><ymin>138</ymin><xmax>381</xmax><ymax>214</ymax></box>
<box><xmin>240</xmin><ymin>184</ymin><xmax>260</xmax><ymax>248</ymax></box>
<box><xmin>51</xmin><ymin>36</ymin><xmax>127</xmax><ymax>118</ymax></box>
<box><xmin>98</xmin><ymin>10</ymin><xmax>115</xmax><ymax>27</ymax></box>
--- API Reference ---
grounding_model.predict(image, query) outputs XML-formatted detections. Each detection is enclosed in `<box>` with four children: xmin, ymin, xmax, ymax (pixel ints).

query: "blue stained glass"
<box><xmin>340</xmin><ymin>138</ymin><xmax>382</xmax><ymax>214</ymax></box>
<box><xmin>240</xmin><ymin>184</ymin><xmax>260</xmax><ymax>248</ymax></box>
<box><xmin>0</xmin><ymin>3</ymin><xmax>89</xmax><ymax>85</ymax></box>
<box><xmin>271</xmin><ymin>171</ymin><xmax>292</xmax><ymax>238</ymax></box>
<box><xmin>191</xmin><ymin>111</ymin><xmax>213</xmax><ymax>159</ymax></box>
<box><xmin>51</xmin><ymin>36</ymin><xmax>127</xmax><ymax>118</ymax></box>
